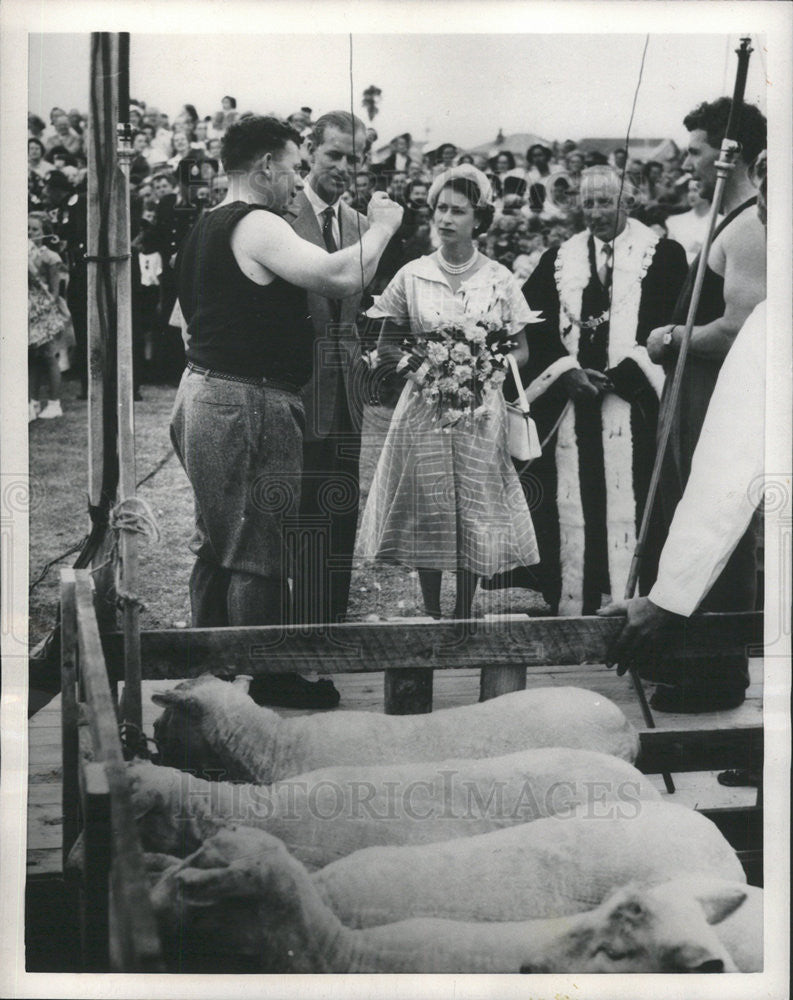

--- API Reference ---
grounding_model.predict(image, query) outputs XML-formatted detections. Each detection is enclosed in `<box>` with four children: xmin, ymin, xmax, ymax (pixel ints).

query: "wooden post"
<box><xmin>60</xmin><ymin>570</ymin><xmax>80</xmax><ymax>871</ymax></box>
<box><xmin>74</xmin><ymin>569</ymin><xmax>164</xmax><ymax>971</ymax></box>
<box><xmin>479</xmin><ymin>663</ymin><xmax>526</xmax><ymax>702</ymax></box>
<box><xmin>384</xmin><ymin>668</ymin><xmax>433</xmax><ymax>714</ymax></box>
<box><xmin>79</xmin><ymin>760</ymin><xmax>111</xmax><ymax>971</ymax></box>
<box><xmin>86</xmin><ymin>32</ymin><xmax>118</xmax><ymax>637</ymax></box>
<box><xmin>114</xmin><ymin>53</ymin><xmax>143</xmax><ymax>735</ymax></box>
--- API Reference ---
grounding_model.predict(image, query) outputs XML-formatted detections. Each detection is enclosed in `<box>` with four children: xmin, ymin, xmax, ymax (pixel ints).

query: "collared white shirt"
<box><xmin>303</xmin><ymin>181</ymin><xmax>341</xmax><ymax>248</ymax></box>
<box><xmin>649</xmin><ymin>300</ymin><xmax>766</xmax><ymax>617</ymax></box>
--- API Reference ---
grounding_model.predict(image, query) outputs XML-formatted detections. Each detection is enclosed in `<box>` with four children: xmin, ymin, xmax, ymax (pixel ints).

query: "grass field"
<box><xmin>28</xmin><ymin>379</ymin><xmax>545</xmax><ymax>647</ymax></box>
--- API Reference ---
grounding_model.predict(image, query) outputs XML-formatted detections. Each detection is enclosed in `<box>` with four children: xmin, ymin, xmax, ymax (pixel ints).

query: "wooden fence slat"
<box><xmin>60</xmin><ymin>570</ymin><xmax>80</xmax><ymax>870</ymax></box>
<box><xmin>100</xmin><ymin>611</ymin><xmax>763</xmax><ymax>681</ymax></box>
<box><xmin>79</xmin><ymin>760</ymin><xmax>111</xmax><ymax>972</ymax></box>
<box><xmin>384</xmin><ymin>668</ymin><xmax>434</xmax><ymax>714</ymax></box>
<box><xmin>73</xmin><ymin>569</ymin><xmax>164</xmax><ymax>972</ymax></box>
<box><xmin>479</xmin><ymin>664</ymin><xmax>527</xmax><ymax>701</ymax></box>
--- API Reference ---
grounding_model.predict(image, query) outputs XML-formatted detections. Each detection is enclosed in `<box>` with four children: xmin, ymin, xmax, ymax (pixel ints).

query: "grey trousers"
<box><xmin>170</xmin><ymin>369</ymin><xmax>305</xmax><ymax>626</ymax></box>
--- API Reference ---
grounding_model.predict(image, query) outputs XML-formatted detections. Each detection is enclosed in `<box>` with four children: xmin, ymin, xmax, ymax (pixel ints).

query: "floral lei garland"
<box><xmin>554</xmin><ymin>226</ymin><xmax>658</xmax><ymax>333</ymax></box>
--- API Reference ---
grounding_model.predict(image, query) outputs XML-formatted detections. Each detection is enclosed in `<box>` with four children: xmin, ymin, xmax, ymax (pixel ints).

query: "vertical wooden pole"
<box><xmin>479</xmin><ymin>664</ymin><xmax>526</xmax><ymax>701</ymax></box>
<box><xmin>79</xmin><ymin>760</ymin><xmax>111</xmax><ymax>971</ymax></box>
<box><xmin>87</xmin><ymin>33</ymin><xmax>118</xmax><ymax>637</ymax></box>
<box><xmin>114</xmin><ymin>37</ymin><xmax>143</xmax><ymax>733</ymax></box>
<box><xmin>60</xmin><ymin>569</ymin><xmax>80</xmax><ymax>871</ymax></box>
<box><xmin>384</xmin><ymin>668</ymin><xmax>433</xmax><ymax>714</ymax></box>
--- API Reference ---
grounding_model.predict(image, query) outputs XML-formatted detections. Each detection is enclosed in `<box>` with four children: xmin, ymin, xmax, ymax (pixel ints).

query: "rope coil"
<box><xmin>91</xmin><ymin>496</ymin><xmax>161</xmax><ymax>611</ymax></box>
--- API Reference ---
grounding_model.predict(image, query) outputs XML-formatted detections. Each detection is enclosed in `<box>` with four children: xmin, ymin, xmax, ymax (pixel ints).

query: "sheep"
<box><xmin>308</xmin><ymin>800</ymin><xmax>746</xmax><ymax>928</ymax></box>
<box><xmin>151</xmin><ymin>674</ymin><xmax>640</xmax><ymax>784</ymax></box>
<box><xmin>128</xmin><ymin>747</ymin><xmax>661</xmax><ymax>869</ymax></box>
<box><xmin>148</xmin><ymin>825</ymin><xmax>749</xmax><ymax>974</ymax></box>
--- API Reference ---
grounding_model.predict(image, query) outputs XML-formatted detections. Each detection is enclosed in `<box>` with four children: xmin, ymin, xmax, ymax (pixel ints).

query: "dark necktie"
<box><xmin>321</xmin><ymin>206</ymin><xmax>341</xmax><ymax>323</ymax></box>
<box><xmin>321</xmin><ymin>205</ymin><xmax>338</xmax><ymax>253</ymax></box>
<box><xmin>599</xmin><ymin>242</ymin><xmax>613</xmax><ymax>289</ymax></box>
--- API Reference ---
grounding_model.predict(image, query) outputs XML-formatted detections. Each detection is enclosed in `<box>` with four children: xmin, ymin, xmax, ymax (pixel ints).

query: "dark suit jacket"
<box><xmin>284</xmin><ymin>191</ymin><xmax>369</xmax><ymax>440</ymax></box>
<box><xmin>380</xmin><ymin>153</ymin><xmax>413</xmax><ymax>176</ymax></box>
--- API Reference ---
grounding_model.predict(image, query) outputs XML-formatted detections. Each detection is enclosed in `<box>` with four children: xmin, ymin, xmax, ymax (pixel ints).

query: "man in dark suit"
<box><xmin>381</xmin><ymin>132</ymin><xmax>413</xmax><ymax>176</ymax></box>
<box><xmin>283</xmin><ymin>111</ymin><xmax>370</xmax><ymax>625</ymax></box>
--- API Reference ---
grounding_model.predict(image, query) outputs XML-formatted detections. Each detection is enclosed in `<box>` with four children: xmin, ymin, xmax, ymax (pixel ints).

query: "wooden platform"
<box><xmin>27</xmin><ymin>658</ymin><xmax>763</xmax><ymax>880</ymax></box>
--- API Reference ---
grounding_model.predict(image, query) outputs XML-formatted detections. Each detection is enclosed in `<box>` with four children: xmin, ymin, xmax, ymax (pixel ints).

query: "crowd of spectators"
<box><xmin>28</xmin><ymin>98</ymin><xmax>710</xmax><ymax>410</ymax></box>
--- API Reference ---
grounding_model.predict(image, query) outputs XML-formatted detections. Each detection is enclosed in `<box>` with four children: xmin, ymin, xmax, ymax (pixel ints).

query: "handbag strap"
<box><xmin>506</xmin><ymin>352</ymin><xmax>530</xmax><ymax>413</ymax></box>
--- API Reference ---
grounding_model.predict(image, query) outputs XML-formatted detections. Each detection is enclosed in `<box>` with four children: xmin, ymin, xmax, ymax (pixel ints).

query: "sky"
<box><xmin>28</xmin><ymin>32</ymin><xmax>768</xmax><ymax>152</ymax></box>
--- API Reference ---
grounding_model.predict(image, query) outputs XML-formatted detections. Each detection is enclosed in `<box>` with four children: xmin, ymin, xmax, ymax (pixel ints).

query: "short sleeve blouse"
<box><xmin>367</xmin><ymin>254</ymin><xmax>535</xmax><ymax>337</ymax></box>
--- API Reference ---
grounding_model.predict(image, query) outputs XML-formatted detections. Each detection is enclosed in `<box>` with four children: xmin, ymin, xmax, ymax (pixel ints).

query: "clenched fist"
<box><xmin>367</xmin><ymin>191</ymin><xmax>404</xmax><ymax>236</ymax></box>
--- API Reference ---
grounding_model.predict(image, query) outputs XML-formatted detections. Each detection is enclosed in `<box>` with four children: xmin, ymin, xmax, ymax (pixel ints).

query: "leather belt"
<box><xmin>186</xmin><ymin>362</ymin><xmax>300</xmax><ymax>395</ymax></box>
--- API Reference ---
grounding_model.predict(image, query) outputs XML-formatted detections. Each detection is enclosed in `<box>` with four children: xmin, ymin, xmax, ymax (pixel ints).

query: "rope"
<box><xmin>90</xmin><ymin>496</ymin><xmax>161</xmax><ymax>612</ymax></box>
<box><xmin>118</xmin><ymin>720</ymin><xmax>157</xmax><ymax>761</ymax></box>
<box><xmin>28</xmin><ymin>450</ymin><xmax>174</xmax><ymax>597</ymax></box>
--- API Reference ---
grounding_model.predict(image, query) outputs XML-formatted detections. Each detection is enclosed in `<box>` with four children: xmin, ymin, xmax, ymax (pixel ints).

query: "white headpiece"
<box><xmin>427</xmin><ymin>164</ymin><xmax>494</xmax><ymax>210</ymax></box>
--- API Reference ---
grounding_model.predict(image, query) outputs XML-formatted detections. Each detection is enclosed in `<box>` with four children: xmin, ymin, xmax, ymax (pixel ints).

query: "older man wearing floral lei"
<box><xmin>487</xmin><ymin>167</ymin><xmax>688</xmax><ymax>616</ymax></box>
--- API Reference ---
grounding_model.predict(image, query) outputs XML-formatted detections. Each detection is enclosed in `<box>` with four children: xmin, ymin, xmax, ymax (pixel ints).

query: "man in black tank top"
<box><xmin>640</xmin><ymin>98</ymin><xmax>767</xmax><ymax>713</ymax></box>
<box><xmin>169</xmin><ymin>117</ymin><xmax>402</xmax><ymax>661</ymax></box>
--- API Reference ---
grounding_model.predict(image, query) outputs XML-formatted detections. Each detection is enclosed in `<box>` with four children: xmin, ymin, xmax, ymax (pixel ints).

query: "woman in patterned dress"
<box><xmin>359</xmin><ymin>165</ymin><xmax>540</xmax><ymax>620</ymax></box>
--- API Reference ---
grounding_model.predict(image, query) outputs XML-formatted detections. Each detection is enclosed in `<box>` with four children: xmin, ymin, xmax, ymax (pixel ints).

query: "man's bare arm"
<box><xmin>687</xmin><ymin>214</ymin><xmax>766</xmax><ymax>359</ymax></box>
<box><xmin>232</xmin><ymin>194</ymin><xmax>402</xmax><ymax>299</ymax></box>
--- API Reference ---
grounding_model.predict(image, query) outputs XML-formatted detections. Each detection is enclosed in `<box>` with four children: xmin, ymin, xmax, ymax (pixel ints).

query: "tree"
<box><xmin>362</xmin><ymin>85</ymin><xmax>382</xmax><ymax>121</ymax></box>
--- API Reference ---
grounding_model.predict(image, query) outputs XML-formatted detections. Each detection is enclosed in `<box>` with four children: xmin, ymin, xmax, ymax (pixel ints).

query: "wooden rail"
<box><xmin>100</xmin><ymin>610</ymin><xmax>763</xmax><ymax>715</ymax></box>
<box><xmin>61</xmin><ymin>569</ymin><xmax>164</xmax><ymax>971</ymax></box>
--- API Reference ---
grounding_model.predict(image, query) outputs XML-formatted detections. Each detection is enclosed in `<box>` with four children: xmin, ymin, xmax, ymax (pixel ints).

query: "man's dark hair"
<box><xmin>683</xmin><ymin>97</ymin><xmax>767</xmax><ymax>164</ymax></box>
<box><xmin>220</xmin><ymin>115</ymin><xmax>302</xmax><ymax>172</ymax></box>
<box><xmin>310</xmin><ymin>110</ymin><xmax>366</xmax><ymax>148</ymax></box>
<box><xmin>404</xmin><ymin>177</ymin><xmax>429</xmax><ymax>203</ymax></box>
<box><xmin>152</xmin><ymin>171</ymin><xmax>177</xmax><ymax>187</ymax></box>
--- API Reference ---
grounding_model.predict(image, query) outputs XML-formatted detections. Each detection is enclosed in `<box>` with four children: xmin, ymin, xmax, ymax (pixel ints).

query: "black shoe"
<box><xmin>650</xmin><ymin>682</ymin><xmax>746</xmax><ymax>714</ymax></box>
<box><xmin>717</xmin><ymin>768</ymin><xmax>761</xmax><ymax>787</ymax></box>
<box><xmin>248</xmin><ymin>674</ymin><xmax>341</xmax><ymax>709</ymax></box>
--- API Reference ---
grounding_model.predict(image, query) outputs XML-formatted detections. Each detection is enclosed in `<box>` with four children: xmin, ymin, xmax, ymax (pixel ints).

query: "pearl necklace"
<box><xmin>437</xmin><ymin>248</ymin><xmax>478</xmax><ymax>275</ymax></box>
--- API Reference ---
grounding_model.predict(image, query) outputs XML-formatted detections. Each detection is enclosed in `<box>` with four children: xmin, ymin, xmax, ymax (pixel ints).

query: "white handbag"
<box><xmin>505</xmin><ymin>353</ymin><xmax>543</xmax><ymax>463</ymax></box>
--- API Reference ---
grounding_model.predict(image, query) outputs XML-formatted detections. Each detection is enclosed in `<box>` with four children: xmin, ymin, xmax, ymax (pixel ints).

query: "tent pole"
<box><xmin>86</xmin><ymin>33</ymin><xmax>119</xmax><ymax>639</ymax></box>
<box><xmin>114</xmin><ymin>34</ymin><xmax>143</xmax><ymax>736</ymax></box>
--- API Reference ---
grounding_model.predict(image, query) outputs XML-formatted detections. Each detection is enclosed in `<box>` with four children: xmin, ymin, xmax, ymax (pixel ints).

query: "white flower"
<box><xmin>450</xmin><ymin>342</ymin><xmax>470</xmax><ymax>363</ymax></box>
<box><xmin>426</xmin><ymin>342</ymin><xmax>450</xmax><ymax>365</ymax></box>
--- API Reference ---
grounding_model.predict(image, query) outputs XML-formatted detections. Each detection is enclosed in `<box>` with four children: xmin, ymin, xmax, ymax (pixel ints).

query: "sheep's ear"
<box><xmin>151</xmin><ymin>689</ymin><xmax>188</xmax><ymax>708</ymax></box>
<box><xmin>177</xmin><ymin>865</ymin><xmax>259</xmax><ymax>904</ymax></box>
<box><xmin>695</xmin><ymin>885</ymin><xmax>747</xmax><ymax>925</ymax></box>
<box><xmin>232</xmin><ymin>674</ymin><xmax>252</xmax><ymax>694</ymax></box>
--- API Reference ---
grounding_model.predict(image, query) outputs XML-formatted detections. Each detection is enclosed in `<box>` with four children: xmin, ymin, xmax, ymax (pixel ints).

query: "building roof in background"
<box><xmin>466</xmin><ymin>132</ymin><xmax>552</xmax><ymax>157</ymax></box>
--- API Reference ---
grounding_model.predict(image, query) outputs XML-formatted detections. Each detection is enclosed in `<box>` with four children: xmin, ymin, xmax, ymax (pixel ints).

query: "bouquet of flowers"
<box><xmin>398</xmin><ymin>317</ymin><xmax>518</xmax><ymax>429</ymax></box>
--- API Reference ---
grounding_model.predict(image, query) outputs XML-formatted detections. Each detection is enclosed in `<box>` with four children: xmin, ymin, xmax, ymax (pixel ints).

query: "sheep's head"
<box><xmin>150</xmin><ymin>826</ymin><xmax>316</xmax><ymax>971</ymax></box>
<box><xmin>128</xmin><ymin>759</ymin><xmax>206</xmax><ymax>856</ymax></box>
<box><xmin>520</xmin><ymin>879</ymin><xmax>745</xmax><ymax>974</ymax></box>
<box><xmin>151</xmin><ymin>674</ymin><xmax>255</xmax><ymax>782</ymax></box>
<box><xmin>175</xmin><ymin>826</ymin><xmax>307</xmax><ymax>906</ymax></box>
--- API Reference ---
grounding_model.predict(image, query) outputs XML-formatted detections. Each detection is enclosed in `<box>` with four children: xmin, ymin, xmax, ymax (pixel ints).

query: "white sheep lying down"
<box><xmin>152</xmin><ymin>674</ymin><xmax>640</xmax><ymax>783</ymax></box>
<box><xmin>148</xmin><ymin>825</ymin><xmax>757</xmax><ymax>973</ymax></box>
<box><xmin>309</xmin><ymin>800</ymin><xmax>745</xmax><ymax>928</ymax></box>
<box><xmin>129</xmin><ymin>748</ymin><xmax>661</xmax><ymax>869</ymax></box>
